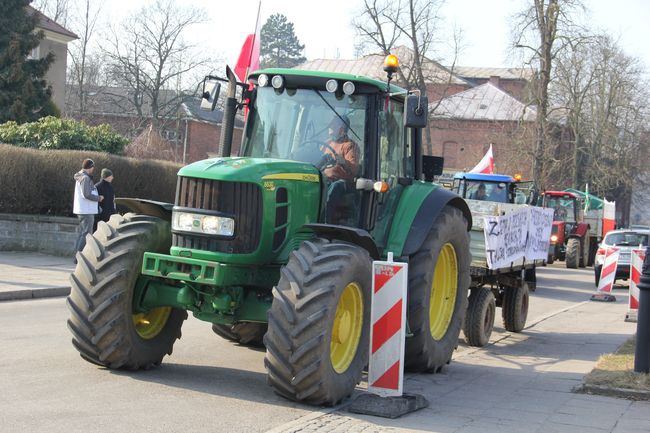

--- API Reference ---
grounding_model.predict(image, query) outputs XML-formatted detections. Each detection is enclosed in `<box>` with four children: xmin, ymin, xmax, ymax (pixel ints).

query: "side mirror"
<box><xmin>404</xmin><ymin>94</ymin><xmax>428</xmax><ymax>128</ymax></box>
<box><xmin>200</xmin><ymin>79</ymin><xmax>221</xmax><ymax>111</ymax></box>
<box><xmin>422</xmin><ymin>155</ymin><xmax>444</xmax><ymax>182</ymax></box>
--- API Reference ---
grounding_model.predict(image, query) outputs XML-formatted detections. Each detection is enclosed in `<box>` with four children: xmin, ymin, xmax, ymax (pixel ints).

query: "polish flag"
<box><xmin>470</xmin><ymin>144</ymin><xmax>494</xmax><ymax>174</ymax></box>
<box><xmin>234</xmin><ymin>3</ymin><xmax>262</xmax><ymax>83</ymax></box>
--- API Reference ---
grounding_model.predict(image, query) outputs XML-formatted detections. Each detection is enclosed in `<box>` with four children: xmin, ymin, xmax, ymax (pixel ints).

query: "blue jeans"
<box><xmin>75</xmin><ymin>214</ymin><xmax>95</xmax><ymax>252</ymax></box>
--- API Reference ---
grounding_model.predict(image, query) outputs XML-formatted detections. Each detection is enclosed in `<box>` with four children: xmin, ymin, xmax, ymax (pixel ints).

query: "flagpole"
<box><xmin>245</xmin><ymin>1</ymin><xmax>262</xmax><ymax>82</ymax></box>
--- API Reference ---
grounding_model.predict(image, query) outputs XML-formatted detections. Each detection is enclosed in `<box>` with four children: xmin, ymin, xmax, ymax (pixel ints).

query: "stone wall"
<box><xmin>0</xmin><ymin>214</ymin><xmax>78</xmax><ymax>256</ymax></box>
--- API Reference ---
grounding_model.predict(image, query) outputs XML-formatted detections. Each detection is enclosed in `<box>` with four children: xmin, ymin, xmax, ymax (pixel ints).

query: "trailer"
<box><xmin>452</xmin><ymin>173</ymin><xmax>551</xmax><ymax>347</ymax></box>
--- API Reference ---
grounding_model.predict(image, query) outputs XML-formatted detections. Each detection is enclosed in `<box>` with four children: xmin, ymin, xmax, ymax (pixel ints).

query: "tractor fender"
<box><xmin>302</xmin><ymin>223</ymin><xmax>380</xmax><ymax>259</ymax></box>
<box><xmin>115</xmin><ymin>198</ymin><xmax>173</xmax><ymax>221</ymax></box>
<box><xmin>569</xmin><ymin>222</ymin><xmax>590</xmax><ymax>238</ymax></box>
<box><xmin>401</xmin><ymin>188</ymin><xmax>472</xmax><ymax>257</ymax></box>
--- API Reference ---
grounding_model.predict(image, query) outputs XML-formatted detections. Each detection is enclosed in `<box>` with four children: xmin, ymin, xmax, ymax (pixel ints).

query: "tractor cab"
<box><xmin>541</xmin><ymin>191</ymin><xmax>580</xmax><ymax>223</ymax></box>
<box><xmin>452</xmin><ymin>172</ymin><xmax>535</xmax><ymax>204</ymax></box>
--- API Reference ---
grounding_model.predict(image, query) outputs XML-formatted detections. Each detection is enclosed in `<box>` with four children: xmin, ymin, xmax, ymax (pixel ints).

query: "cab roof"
<box><xmin>453</xmin><ymin>172</ymin><xmax>514</xmax><ymax>183</ymax></box>
<box><xmin>249</xmin><ymin>68</ymin><xmax>406</xmax><ymax>96</ymax></box>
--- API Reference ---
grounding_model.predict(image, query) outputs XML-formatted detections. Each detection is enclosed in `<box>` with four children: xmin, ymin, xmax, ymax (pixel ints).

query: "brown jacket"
<box><xmin>322</xmin><ymin>138</ymin><xmax>360</xmax><ymax>180</ymax></box>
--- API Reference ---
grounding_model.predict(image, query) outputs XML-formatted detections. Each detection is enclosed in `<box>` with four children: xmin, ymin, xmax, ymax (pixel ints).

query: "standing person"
<box><xmin>73</xmin><ymin>159</ymin><xmax>103</xmax><ymax>258</ymax></box>
<box><xmin>95</xmin><ymin>168</ymin><xmax>116</xmax><ymax>224</ymax></box>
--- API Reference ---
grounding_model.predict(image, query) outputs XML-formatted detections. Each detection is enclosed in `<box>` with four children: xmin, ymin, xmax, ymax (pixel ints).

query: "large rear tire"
<box><xmin>502</xmin><ymin>283</ymin><xmax>529</xmax><ymax>332</ymax></box>
<box><xmin>565</xmin><ymin>238</ymin><xmax>580</xmax><ymax>269</ymax></box>
<box><xmin>264</xmin><ymin>239</ymin><xmax>371</xmax><ymax>406</ymax></box>
<box><xmin>212</xmin><ymin>323</ymin><xmax>267</xmax><ymax>346</ymax></box>
<box><xmin>67</xmin><ymin>213</ymin><xmax>187</xmax><ymax>370</ymax></box>
<box><xmin>405</xmin><ymin>205</ymin><xmax>471</xmax><ymax>373</ymax></box>
<box><xmin>463</xmin><ymin>287</ymin><xmax>495</xmax><ymax>347</ymax></box>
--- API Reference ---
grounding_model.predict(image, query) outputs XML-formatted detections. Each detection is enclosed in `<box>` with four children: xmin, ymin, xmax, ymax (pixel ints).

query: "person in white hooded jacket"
<box><xmin>73</xmin><ymin>158</ymin><xmax>104</xmax><ymax>257</ymax></box>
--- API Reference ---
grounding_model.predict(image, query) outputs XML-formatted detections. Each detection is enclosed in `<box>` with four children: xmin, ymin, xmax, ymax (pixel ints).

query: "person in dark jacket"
<box><xmin>95</xmin><ymin>168</ymin><xmax>116</xmax><ymax>224</ymax></box>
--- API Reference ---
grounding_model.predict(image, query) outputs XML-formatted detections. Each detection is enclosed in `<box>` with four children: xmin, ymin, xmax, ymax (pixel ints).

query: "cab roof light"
<box><xmin>383</xmin><ymin>54</ymin><xmax>399</xmax><ymax>73</ymax></box>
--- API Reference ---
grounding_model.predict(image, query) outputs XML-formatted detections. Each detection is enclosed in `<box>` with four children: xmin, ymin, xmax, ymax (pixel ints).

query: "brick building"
<box><xmin>66</xmin><ymin>86</ymin><xmax>243</xmax><ymax>163</ymax></box>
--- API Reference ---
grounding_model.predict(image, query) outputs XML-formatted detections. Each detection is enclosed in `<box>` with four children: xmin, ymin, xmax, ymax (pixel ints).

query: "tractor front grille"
<box><xmin>173</xmin><ymin>177</ymin><xmax>263</xmax><ymax>254</ymax></box>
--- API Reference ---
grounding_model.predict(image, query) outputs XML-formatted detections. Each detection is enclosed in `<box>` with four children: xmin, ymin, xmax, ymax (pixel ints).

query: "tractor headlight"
<box><xmin>550</xmin><ymin>234</ymin><xmax>558</xmax><ymax>243</ymax></box>
<box><xmin>172</xmin><ymin>211</ymin><xmax>235</xmax><ymax>237</ymax></box>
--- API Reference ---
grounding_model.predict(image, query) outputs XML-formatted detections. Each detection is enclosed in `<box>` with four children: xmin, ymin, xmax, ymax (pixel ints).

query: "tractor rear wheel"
<box><xmin>565</xmin><ymin>238</ymin><xmax>580</xmax><ymax>269</ymax></box>
<box><xmin>212</xmin><ymin>323</ymin><xmax>267</xmax><ymax>346</ymax></box>
<box><xmin>502</xmin><ymin>283</ymin><xmax>529</xmax><ymax>332</ymax></box>
<box><xmin>463</xmin><ymin>287</ymin><xmax>495</xmax><ymax>347</ymax></box>
<box><xmin>264</xmin><ymin>239</ymin><xmax>371</xmax><ymax>405</ymax></box>
<box><xmin>405</xmin><ymin>205</ymin><xmax>471</xmax><ymax>373</ymax></box>
<box><xmin>67</xmin><ymin>213</ymin><xmax>187</xmax><ymax>370</ymax></box>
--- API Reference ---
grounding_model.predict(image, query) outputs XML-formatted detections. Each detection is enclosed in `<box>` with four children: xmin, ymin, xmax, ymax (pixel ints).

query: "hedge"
<box><xmin>0</xmin><ymin>144</ymin><xmax>181</xmax><ymax>216</ymax></box>
<box><xmin>0</xmin><ymin>116</ymin><xmax>128</xmax><ymax>154</ymax></box>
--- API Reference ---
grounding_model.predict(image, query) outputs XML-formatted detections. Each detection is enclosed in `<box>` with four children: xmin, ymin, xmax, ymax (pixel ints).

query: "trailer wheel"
<box><xmin>212</xmin><ymin>323</ymin><xmax>267</xmax><ymax>346</ymax></box>
<box><xmin>463</xmin><ymin>287</ymin><xmax>495</xmax><ymax>347</ymax></box>
<box><xmin>405</xmin><ymin>206</ymin><xmax>471</xmax><ymax>373</ymax></box>
<box><xmin>579</xmin><ymin>237</ymin><xmax>589</xmax><ymax>268</ymax></box>
<box><xmin>587</xmin><ymin>240</ymin><xmax>598</xmax><ymax>267</ymax></box>
<box><xmin>264</xmin><ymin>239</ymin><xmax>371</xmax><ymax>406</ymax></box>
<box><xmin>502</xmin><ymin>283</ymin><xmax>529</xmax><ymax>332</ymax></box>
<box><xmin>67</xmin><ymin>213</ymin><xmax>187</xmax><ymax>370</ymax></box>
<box><xmin>547</xmin><ymin>253</ymin><xmax>554</xmax><ymax>265</ymax></box>
<box><xmin>565</xmin><ymin>238</ymin><xmax>580</xmax><ymax>269</ymax></box>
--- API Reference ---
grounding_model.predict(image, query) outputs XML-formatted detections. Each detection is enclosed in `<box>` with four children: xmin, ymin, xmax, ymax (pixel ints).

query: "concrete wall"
<box><xmin>0</xmin><ymin>214</ymin><xmax>77</xmax><ymax>256</ymax></box>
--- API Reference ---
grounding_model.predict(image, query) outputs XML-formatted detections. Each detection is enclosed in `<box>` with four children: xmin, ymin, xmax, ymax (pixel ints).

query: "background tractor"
<box><xmin>450</xmin><ymin>172</ymin><xmax>544</xmax><ymax>347</ymax></box>
<box><xmin>539</xmin><ymin>191</ymin><xmax>611</xmax><ymax>269</ymax></box>
<box><xmin>67</xmin><ymin>58</ymin><xmax>473</xmax><ymax>406</ymax></box>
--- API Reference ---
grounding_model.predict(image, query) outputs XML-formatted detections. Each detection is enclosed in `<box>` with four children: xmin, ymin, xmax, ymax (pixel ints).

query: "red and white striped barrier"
<box><xmin>368</xmin><ymin>252</ymin><xmax>408</xmax><ymax>398</ymax></box>
<box><xmin>626</xmin><ymin>249</ymin><xmax>645</xmax><ymax>322</ymax></box>
<box><xmin>597</xmin><ymin>247</ymin><xmax>619</xmax><ymax>293</ymax></box>
<box><xmin>591</xmin><ymin>247</ymin><xmax>619</xmax><ymax>302</ymax></box>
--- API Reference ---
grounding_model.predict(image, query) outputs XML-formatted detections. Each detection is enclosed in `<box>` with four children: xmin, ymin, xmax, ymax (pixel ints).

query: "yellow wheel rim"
<box><xmin>429</xmin><ymin>243</ymin><xmax>458</xmax><ymax>341</ymax></box>
<box><xmin>330</xmin><ymin>282</ymin><xmax>364</xmax><ymax>374</ymax></box>
<box><xmin>133</xmin><ymin>307</ymin><xmax>171</xmax><ymax>340</ymax></box>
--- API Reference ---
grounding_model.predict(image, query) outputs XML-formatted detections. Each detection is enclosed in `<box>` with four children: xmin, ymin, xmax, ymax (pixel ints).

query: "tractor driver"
<box><xmin>470</xmin><ymin>182</ymin><xmax>488</xmax><ymax>201</ymax></box>
<box><xmin>553</xmin><ymin>201</ymin><xmax>567</xmax><ymax>221</ymax></box>
<box><xmin>318</xmin><ymin>115</ymin><xmax>361</xmax><ymax>224</ymax></box>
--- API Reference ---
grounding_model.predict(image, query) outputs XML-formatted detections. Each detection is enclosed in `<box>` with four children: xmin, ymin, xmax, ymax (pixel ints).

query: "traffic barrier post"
<box><xmin>626</xmin><ymin>248</ymin><xmax>645</xmax><ymax>322</ymax></box>
<box><xmin>591</xmin><ymin>247</ymin><xmax>619</xmax><ymax>302</ymax></box>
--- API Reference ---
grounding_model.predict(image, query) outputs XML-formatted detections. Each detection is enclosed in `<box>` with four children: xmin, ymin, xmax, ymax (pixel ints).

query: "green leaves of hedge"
<box><xmin>0</xmin><ymin>116</ymin><xmax>128</xmax><ymax>154</ymax></box>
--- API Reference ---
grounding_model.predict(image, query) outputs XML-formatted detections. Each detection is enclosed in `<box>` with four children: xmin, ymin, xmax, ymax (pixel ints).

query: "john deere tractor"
<box><xmin>67</xmin><ymin>57</ymin><xmax>472</xmax><ymax>406</ymax></box>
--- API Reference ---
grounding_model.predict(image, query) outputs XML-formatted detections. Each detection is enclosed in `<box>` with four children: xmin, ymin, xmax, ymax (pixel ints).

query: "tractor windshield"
<box><xmin>545</xmin><ymin>196</ymin><xmax>576</xmax><ymax>223</ymax></box>
<box><xmin>461</xmin><ymin>180</ymin><xmax>509</xmax><ymax>203</ymax></box>
<box><xmin>242</xmin><ymin>87</ymin><xmax>367</xmax><ymax>173</ymax></box>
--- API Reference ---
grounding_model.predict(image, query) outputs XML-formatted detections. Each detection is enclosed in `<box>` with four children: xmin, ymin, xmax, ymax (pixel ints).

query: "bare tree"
<box><xmin>511</xmin><ymin>0</ymin><xmax>584</xmax><ymax>188</ymax></box>
<box><xmin>354</xmin><ymin>0</ymin><xmax>462</xmax><ymax>154</ymax></box>
<box><xmin>66</xmin><ymin>0</ymin><xmax>102</xmax><ymax>116</ymax></box>
<box><xmin>103</xmin><ymin>0</ymin><xmax>209</xmax><ymax>131</ymax></box>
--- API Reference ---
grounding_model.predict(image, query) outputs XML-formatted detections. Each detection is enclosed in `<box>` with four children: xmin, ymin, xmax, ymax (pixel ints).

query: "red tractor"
<box><xmin>541</xmin><ymin>191</ymin><xmax>597</xmax><ymax>268</ymax></box>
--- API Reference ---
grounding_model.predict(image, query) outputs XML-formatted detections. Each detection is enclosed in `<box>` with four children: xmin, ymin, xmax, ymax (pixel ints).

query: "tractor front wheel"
<box><xmin>264</xmin><ymin>239</ymin><xmax>371</xmax><ymax>405</ymax></box>
<box><xmin>67</xmin><ymin>213</ymin><xmax>187</xmax><ymax>370</ymax></box>
<box><xmin>212</xmin><ymin>323</ymin><xmax>267</xmax><ymax>346</ymax></box>
<box><xmin>405</xmin><ymin>205</ymin><xmax>471</xmax><ymax>373</ymax></box>
<box><xmin>565</xmin><ymin>238</ymin><xmax>581</xmax><ymax>269</ymax></box>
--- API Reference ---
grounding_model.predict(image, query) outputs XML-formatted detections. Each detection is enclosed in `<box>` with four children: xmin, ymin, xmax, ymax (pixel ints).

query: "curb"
<box><xmin>575</xmin><ymin>383</ymin><xmax>650</xmax><ymax>401</ymax></box>
<box><xmin>0</xmin><ymin>286</ymin><xmax>70</xmax><ymax>302</ymax></box>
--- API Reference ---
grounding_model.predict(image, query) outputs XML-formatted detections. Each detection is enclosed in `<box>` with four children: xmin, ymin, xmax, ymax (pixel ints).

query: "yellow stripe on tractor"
<box><xmin>262</xmin><ymin>173</ymin><xmax>320</xmax><ymax>182</ymax></box>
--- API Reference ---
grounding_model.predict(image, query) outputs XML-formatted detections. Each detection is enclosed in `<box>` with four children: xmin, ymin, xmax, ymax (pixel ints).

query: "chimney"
<box><xmin>489</xmin><ymin>75</ymin><xmax>500</xmax><ymax>88</ymax></box>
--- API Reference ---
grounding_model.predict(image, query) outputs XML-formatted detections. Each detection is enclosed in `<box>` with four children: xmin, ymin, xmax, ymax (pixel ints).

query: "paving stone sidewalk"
<box><xmin>268</xmin><ymin>297</ymin><xmax>648</xmax><ymax>433</ymax></box>
<box><xmin>0</xmin><ymin>251</ymin><xmax>73</xmax><ymax>301</ymax></box>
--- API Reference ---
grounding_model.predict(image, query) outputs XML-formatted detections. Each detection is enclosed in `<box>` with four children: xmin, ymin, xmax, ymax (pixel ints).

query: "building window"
<box><xmin>28</xmin><ymin>46</ymin><xmax>40</xmax><ymax>60</ymax></box>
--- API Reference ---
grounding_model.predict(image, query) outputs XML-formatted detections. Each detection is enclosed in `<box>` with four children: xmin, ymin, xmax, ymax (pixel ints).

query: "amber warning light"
<box><xmin>383</xmin><ymin>54</ymin><xmax>399</xmax><ymax>73</ymax></box>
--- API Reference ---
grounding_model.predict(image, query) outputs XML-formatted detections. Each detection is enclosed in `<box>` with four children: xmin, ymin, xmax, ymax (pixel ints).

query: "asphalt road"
<box><xmin>0</xmin><ymin>263</ymin><xmax>626</xmax><ymax>433</ymax></box>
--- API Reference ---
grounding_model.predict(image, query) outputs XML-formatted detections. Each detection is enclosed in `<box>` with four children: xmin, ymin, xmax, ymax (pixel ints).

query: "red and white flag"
<box><xmin>470</xmin><ymin>144</ymin><xmax>494</xmax><ymax>174</ymax></box>
<box><xmin>234</xmin><ymin>3</ymin><xmax>262</xmax><ymax>83</ymax></box>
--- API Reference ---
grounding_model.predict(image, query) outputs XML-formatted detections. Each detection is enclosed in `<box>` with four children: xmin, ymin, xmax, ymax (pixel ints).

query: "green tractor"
<box><xmin>67</xmin><ymin>58</ymin><xmax>472</xmax><ymax>406</ymax></box>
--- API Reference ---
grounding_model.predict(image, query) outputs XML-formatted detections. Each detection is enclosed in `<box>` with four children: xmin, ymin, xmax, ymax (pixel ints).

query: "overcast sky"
<box><xmin>98</xmin><ymin>0</ymin><xmax>649</xmax><ymax>72</ymax></box>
